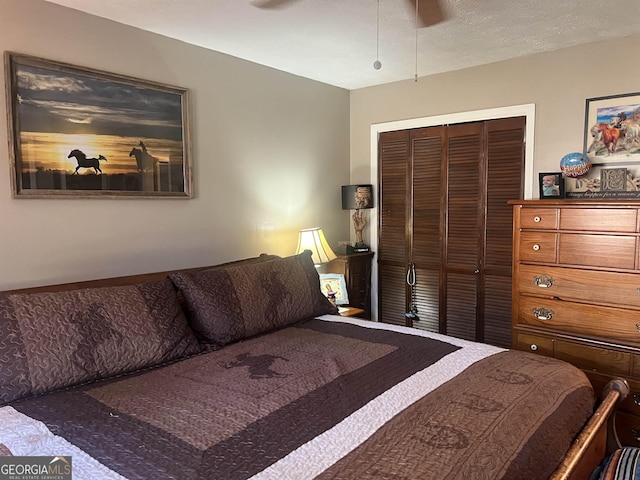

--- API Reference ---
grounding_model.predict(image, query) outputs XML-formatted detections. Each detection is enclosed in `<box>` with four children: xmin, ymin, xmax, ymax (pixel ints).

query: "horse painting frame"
<box><xmin>584</xmin><ymin>92</ymin><xmax>640</xmax><ymax>163</ymax></box>
<box><xmin>4</xmin><ymin>52</ymin><xmax>193</xmax><ymax>199</ymax></box>
<box><xmin>568</xmin><ymin>92</ymin><xmax>640</xmax><ymax>198</ymax></box>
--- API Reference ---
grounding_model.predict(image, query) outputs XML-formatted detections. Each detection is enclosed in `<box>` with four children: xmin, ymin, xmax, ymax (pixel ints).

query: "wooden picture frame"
<box><xmin>539</xmin><ymin>172</ymin><xmax>564</xmax><ymax>199</ymax></box>
<box><xmin>319</xmin><ymin>273</ymin><xmax>349</xmax><ymax>305</ymax></box>
<box><xmin>584</xmin><ymin>92</ymin><xmax>640</xmax><ymax>162</ymax></box>
<box><xmin>4</xmin><ymin>52</ymin><xmax>192</xmax><ymax>198</ymax></box>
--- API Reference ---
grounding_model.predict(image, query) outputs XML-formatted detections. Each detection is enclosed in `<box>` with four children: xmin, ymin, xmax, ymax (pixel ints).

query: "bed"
<box><xmin>0</xmin><ymin>252</ymin><xmax>627</xmax><ymax>480</ymax></box>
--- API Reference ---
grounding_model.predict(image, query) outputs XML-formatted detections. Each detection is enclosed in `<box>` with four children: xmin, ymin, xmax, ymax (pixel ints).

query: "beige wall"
<box><xmin>350</xmin><ymin>33</ymin><xmax>640</xmax><ymax>198</ymax></box>
<box><xmin>0</xmin><ymin>0</ymin><xmax>350</xmax><ymax>289</ymax></box>
<box><xmin>5</xmin><ymin>2</ymin><xmax>638</xmax><ymax>291</ymax></box>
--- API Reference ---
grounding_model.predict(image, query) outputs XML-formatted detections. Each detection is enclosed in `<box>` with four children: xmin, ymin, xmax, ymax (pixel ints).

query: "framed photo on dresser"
<box><xmin>538</xmin><ymin>172</ymin><xmax>565</xmax><ymax>199</ymax></box>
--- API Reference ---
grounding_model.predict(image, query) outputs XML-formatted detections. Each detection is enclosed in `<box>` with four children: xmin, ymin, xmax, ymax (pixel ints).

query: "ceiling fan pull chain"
<box><xmin>414</xmin><ymin>0</ymin><xmax>419</xmax><ymax>82</ymax></box>
<box><xmin>373</xmin><ymin>0</ymin><xmax>382</xmax><ymax>70</ymax></box>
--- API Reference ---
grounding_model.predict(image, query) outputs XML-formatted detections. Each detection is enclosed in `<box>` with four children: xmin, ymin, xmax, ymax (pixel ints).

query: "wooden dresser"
<box><xmin>511</xmin><ymin>200</ymin><xmax>640</xmax><ymax>447</ymax></box>
<box><xmin>326</xmin><ymin>252</ymin><xmax>374</xmax><ymax>319</ymax></box>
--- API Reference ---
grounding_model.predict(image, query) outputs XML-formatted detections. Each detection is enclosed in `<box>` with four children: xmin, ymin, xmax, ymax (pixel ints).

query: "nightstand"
<box><xmin>338</xmin><ymin>306</ymin><xmax>365</xmax><ymax>317</ymax></box>
<box><xmin>326</xmin><ymin>252</ymin><xmax>374</xmax><ymax>319</ymax></box>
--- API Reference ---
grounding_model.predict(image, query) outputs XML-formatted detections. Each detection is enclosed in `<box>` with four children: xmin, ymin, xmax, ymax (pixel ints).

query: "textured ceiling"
<box><xmin>44</xmin><ymin>0</ymin><xmax>640</xmax><ymax>90</ymax></box>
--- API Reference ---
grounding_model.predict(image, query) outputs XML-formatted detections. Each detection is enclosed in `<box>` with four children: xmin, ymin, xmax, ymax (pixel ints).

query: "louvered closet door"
<box><xmin>443</xmin><ymin>123</ymin><xmax>484</xmax><ymax>341</ymax></box>
<box><xmin>378</xmin><ymin>130</ymin><xmax>410</xmax><ymax>326</ymax></box>
<box><xmin>409</xmin><ymin>127</ymin><xmax>445</xmax><ymax>333</ymax></box>
<box><xmin>482</xmin><ymin>117</ymin><xmax>525</xmax><ymax>347</ymax></box>
<box><xmin>377</xmin><ymin>117</ymin><xmax>524</xmax><ymax>347</ymax></box>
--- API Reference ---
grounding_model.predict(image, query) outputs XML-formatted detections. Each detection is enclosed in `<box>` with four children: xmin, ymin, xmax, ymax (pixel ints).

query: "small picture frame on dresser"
<box><xmin>538</xmin><ymin>172</ymin><xmax>565</xmax><ymax>199</ymax></box>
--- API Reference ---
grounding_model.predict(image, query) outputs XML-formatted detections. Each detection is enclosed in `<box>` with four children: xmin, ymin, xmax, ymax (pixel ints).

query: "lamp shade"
<box><xmin>342</xmin><ymin>184</ymin><xmax>374</xmax><ymax>210</ymax></box>
<box><xmin>295</xmin><ymin>227</ymin><xmax>337</xmax><ymax>265</ymax></box>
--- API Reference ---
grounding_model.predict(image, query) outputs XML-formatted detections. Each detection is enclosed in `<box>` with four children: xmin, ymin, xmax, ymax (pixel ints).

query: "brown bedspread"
<box><xmin>6</xmin><ymin>318</ymin><xmax>593</xmax><ymax>480</ymax></box>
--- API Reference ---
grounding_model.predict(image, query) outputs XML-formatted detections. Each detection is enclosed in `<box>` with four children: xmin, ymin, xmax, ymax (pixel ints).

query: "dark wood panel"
<box><xmin>484</xmin><ymin>117</ymin><xmax>525</xmax><ymax>275</ymax></box>
<box><xmin>378</xmin><ymin>131</ymin><xmax>410</xmax><ymax>326</ymax></box>
<box><xmin>445</xmin><ymin>272</ymin><xmax>477</xmax><ymax>341</ymax></box>
<box><xmin>411</xmin><ymin>129</ymin><xmax>444</xmax><ymax>269</ymax></box>
<box><xmin>483</xmin><ymin>274</ymin><xmax>512</xmax><ymax>348</ymax></box>
<box><xmin>445</xmin><ymin>123</ymin><xmax>482</xmax><ymax>271</ymax></box>
<box><xmin>410</xmin><ymin>127</ymin><xmax>445</xmax><ymax>331</ymax></box>
<box><xmin>411</xmin><ymin>268</ymin><xmax>440</xmax><ymax>333</ymax></box>
<box><xmin>480</xmin><ymin>118</ymin><xmax>525</xmax><ymax>347</ymax></box>
<box><xmin>378</xmin><ymin>132</ymin><xmax>410</xmax><ymax>267</ymax></box>
<box><xmin>378</xmin><ymin>263</ymin><xmax>408</xmax><ymax>326</ymax></box>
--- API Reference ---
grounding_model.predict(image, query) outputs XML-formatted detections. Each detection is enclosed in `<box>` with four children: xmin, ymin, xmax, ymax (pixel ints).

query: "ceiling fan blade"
<box><xmin>251</xmin><ymin>0</ymin><xmax>300</xmax><ymax>9</ymax></box>
<box><xmin>412</xmin><ymin>0</ymin><xmax>447</xmax><ymax>27</ymax></box>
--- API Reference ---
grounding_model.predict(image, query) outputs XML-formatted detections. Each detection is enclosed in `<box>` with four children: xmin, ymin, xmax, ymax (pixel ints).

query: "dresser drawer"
<box><xmin>514</xmin><ymin>332</ymin><xmax>554</xmax><ymax>356</ymax></box>
<box><xmin>518</xmin><ymin>232</ymin><xmax>557</xmax><ymax>263</ymax></box>
<box><xmin>558</xmin><ymin>233</ymin><xmax>637</xmax><ymax>269</ymax></box>
<box><xmin>517</xmin><ymin>295</ymin><xmax>640</xmax><ymax>343</ymax></box>
<box><xmin>554</xmin><ymin>339</ymin><xmax>631</xmax><ymax>376</ymax></box>
<box><xmin>519</xmin><ymin>208</ymin><xmax>558</xmax><ymax>229</ymax></box>
<box><xmin>559</xmin><ymin>208</ymin><xmax>638</xmax><ymax>233</ymax></box>
<box><xmin>518</xmin><ymin>264</ymin><xmax>640</xmax><ymax>308</ymax></box>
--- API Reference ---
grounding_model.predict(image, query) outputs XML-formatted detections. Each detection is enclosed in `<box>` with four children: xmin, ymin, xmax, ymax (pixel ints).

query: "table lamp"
<box><xmin>342</xmin><ymin>184</ymin><xmax>374</xmax><ymax>253</ymax></box>
<box><xmin>295</xmin><ymin>227</ymin><xmax>337</xmax><ymax>267</ymax></box>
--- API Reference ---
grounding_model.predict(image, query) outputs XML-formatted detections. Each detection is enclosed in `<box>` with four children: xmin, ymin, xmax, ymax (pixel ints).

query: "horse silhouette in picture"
<box><xmin>68</xmin><ymin>149</ymin><xmax>107</xmax><ymax>174</ymax></box>
<box><xmin>129</xmin><ymin>142</ymin><xmax>159</xmax><ymax>173</ymax></box>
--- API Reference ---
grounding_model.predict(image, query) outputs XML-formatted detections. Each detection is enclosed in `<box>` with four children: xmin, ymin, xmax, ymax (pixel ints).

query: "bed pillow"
<box><xmin>169</xmin><ymin>250</ymin><xmax>337</xmax><ymax>346</ymax></box>
<box><xmin>590</xmin><ymin>447</ymin><xmax>640</xmax><ymax>480</ymax></box>
<box><xmin>0</xmin><ymin>278</ymin><xmax>201</xmax><ymax>405</ymax></box>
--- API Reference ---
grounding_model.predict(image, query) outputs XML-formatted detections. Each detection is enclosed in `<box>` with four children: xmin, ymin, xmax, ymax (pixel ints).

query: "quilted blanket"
<box><xmin>0</xmin><ymin>317</ymin><xmax>593</xmax><ymax>479</ymax></box>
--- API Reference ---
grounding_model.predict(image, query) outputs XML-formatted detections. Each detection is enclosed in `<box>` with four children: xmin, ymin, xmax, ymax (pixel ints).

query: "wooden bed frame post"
<box><xmin>550</xmin><ymin>378</ymin><xmax>630</xmax><ymax>480</ymax></box>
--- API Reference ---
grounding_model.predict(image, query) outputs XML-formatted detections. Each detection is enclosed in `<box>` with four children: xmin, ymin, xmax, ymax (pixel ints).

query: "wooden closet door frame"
<box><xmin>368</xmin><ymin>104</ymin><xmax>535</xmax><ymax>321</ymax></box>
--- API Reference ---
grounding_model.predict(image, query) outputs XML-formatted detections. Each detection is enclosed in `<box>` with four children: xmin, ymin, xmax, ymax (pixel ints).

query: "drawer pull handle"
<box><xmin>534</xmin><ymin>216</ymin><xmax>541</xmax><ymax>223</ymax></box>
<box><xmin>534</xmin><ymin>275</ymin><xmax>554</xmax><ymax>288</ymax></box>
<box><xmin>530</xmin><ymin>344</ymin><xmax>538</xmax><ymax>351</ymax></box>
<box><xmin>636</xmin><ymin>323</ymin><xmax>640</xmax><ymax>332</ymax></box>
<box><xmin>532</xmin><ymin>244</ymin><xmax>540</xmax><ymax>251</ymax></box>
<box><xmin>633</xmin><ymin>429</ymin><xmax>640</xmax><ymax>442</ymax></box>
<box><xmin>532</xmin><ymin>307</ymin><xmax>554</xmax><ymax>321</ymax></box>
<box><xmin>633</xmin><ymin>392</ymin><xmax>640</xmax><ymax>406</ymax></box>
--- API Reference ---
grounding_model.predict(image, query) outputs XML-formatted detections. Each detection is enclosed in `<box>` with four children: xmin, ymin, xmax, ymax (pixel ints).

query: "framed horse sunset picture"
<box><xmin>4</xmin><ymin>52</ymin><xmax>192</xmax><ymax>198</ymax></box>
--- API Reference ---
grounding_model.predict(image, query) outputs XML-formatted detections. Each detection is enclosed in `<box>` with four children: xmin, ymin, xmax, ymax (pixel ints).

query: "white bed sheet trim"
<box><xmin>251</xmin><ymin>316</ymin><xmax>504</xmax><ymax>479</ymax></box>
<box><xmin>0</xmin><ymin>406</ymin><xmax>126</xmax><ymax>479</ymax></box>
